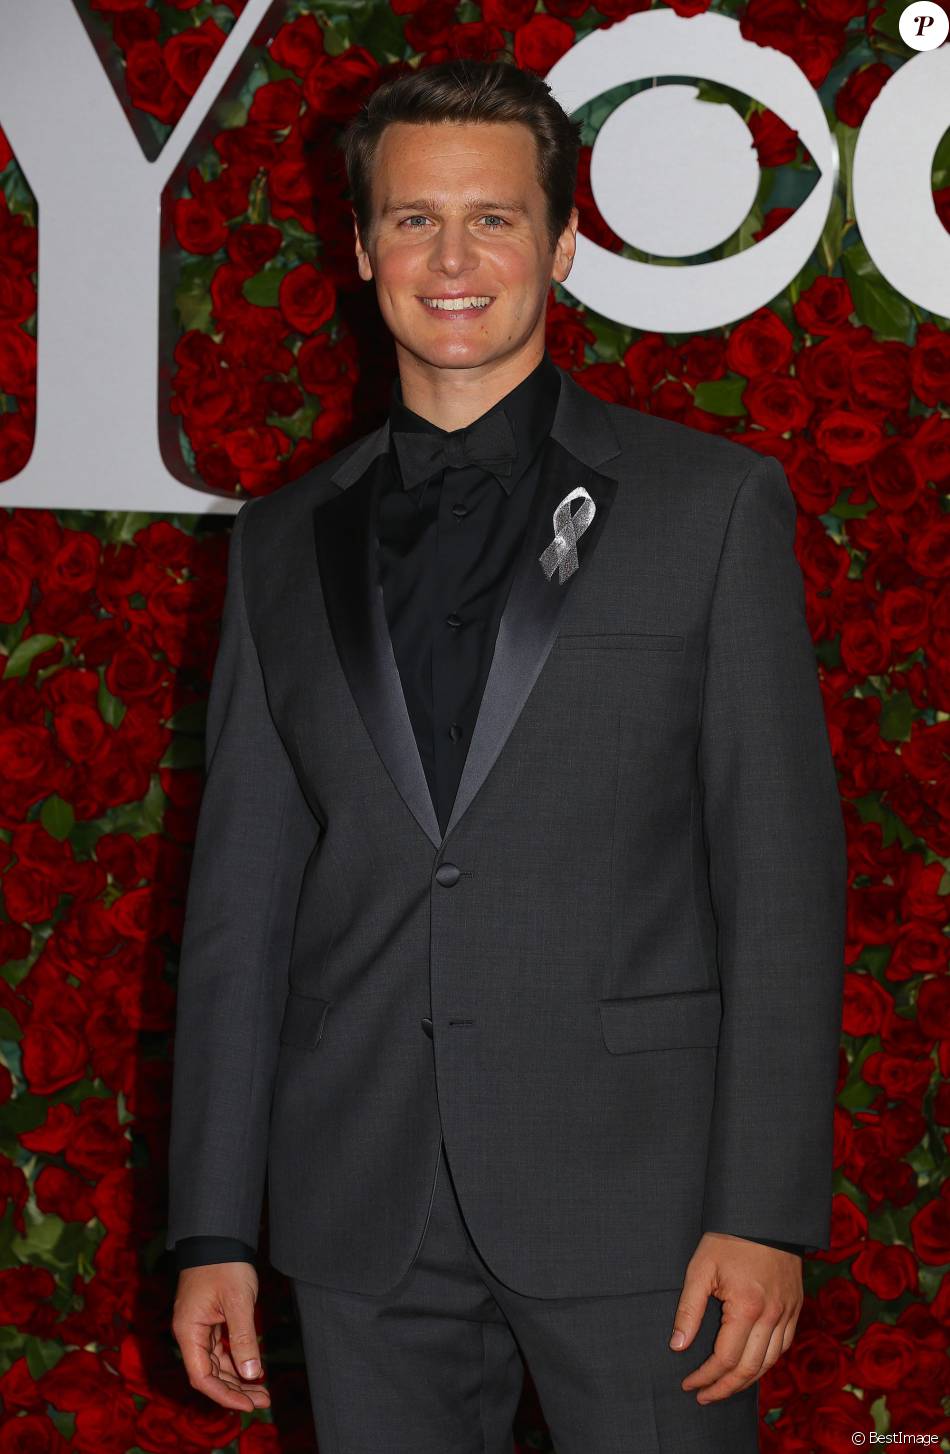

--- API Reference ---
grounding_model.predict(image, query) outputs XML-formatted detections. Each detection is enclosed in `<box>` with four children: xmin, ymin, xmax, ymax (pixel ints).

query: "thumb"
<box><xmin>224</xmin><ymin>1295</ymin><xmax>263</xmax><ymax>1379</ymax></box>
<box><xmin>669</xmin><ymin>1274</ymin><xmax>709</xmax><ymax>1351</ymax></box>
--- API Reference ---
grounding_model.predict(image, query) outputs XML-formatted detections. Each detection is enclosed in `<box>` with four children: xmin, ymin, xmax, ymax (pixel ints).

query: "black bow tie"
<box><xmin>391</xmin><ymin>408</ymin><xmax>518</xmax><ymax>498</ymax></box>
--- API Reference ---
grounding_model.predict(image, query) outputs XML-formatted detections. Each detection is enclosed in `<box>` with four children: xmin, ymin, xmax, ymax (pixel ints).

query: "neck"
<box><xmin>394</xmin><ymin>338</ymin><xmax>546</xmax><ymax>432</ymax></box>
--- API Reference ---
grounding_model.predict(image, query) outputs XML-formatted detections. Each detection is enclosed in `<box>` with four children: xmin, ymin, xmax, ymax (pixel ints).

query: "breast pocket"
<box><xmin>556</xmin><ymin>632</ymin><xmax>684</xmax><ymax>652</ymax></box>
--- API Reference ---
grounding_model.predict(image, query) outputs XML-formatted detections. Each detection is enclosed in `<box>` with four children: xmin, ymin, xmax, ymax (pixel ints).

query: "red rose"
<box><xmin>302</xmin><ymin>48</ymin><xmax>380</xmax><ymax>120</ymax></box>
<box><xmin>248</xmin><ymin>78</ymin><xmax>302</xmax><ymax>129</ymax></box>
<box><xmin>867</xmin><ymin>442</ymin><xmax>922</xmax><ymax>512</ymax></box>
<box><xmin>575</xmin><ymin>363</ymin><xmax>632</xmax><ymax>405</ymax></box>
<box><xmin>424</xmin><ymin>21</ymin><xmax>507</xmax><ymax>60</ymax></box>
<box><xmin>827</xmin><ymin>1192</ymin><xmax>868</xmax><ymax>1261</ymax></box>
<box><xmin>726</xmin><ymin>307</ymin><xmax>794</xmax><ymax>376</ymax></box>
<box><xmin>910</xmin><ymin>412</ymin><xmax>950</xmax><ymax>484</ymax></box>
<box><xmin>677</xmin><ymin>335</ymin><xmax>727</xmax><ymax>388</ymax></box>
<box><xmin>814</xmin><ymin>408</ymin><xmax>884</xmax><ymax>464</ymax></box>
<box><xmin>852</xmin><ymin>1241</ymin><xmax>920</xmax><ymax>1300</ymax></box>
<box><xmin>793</xmin><ymin>276</ymin><xmax>855</xmax><ymax>335</ymax></box>
<box><xmin>164</xmin><ymin>18</ymin><xmax>226</xmax><ymax>99</ymax></box>
<box><xmin>21</xmin><ymin>1020</ymin><xmax>89</xmax><ymax>1096</ymax></box>
<box><xmin>911</xmin><ymin>322</ymin><xmax>950</xmax><ymax>407</ymax></box>
<box><xmin>0</xmin><ymin>553</ymin><xmax>31</xmax><ymax>623</ymax></box>
<box><xmin>748</xmin><ymin>107</ymin><xmax>799</xmax><ymax>167</ymax></box>
<box><xmin>574</xmin><ymin>146</ymin><xmax>624</xmax><ymax>253</ymax></box>
<box><xmin>0</xmin><ymin>260</ymin><xmax>36</xmax><ymax>325</ymax></box>
<box><xmin>544</xmin><ymin>300</ymin><xmax>596</xmax><ymax>372</ymax></box>
<box><xmin>917</xmin><ymin>975</ymin><xmax>950</xmax><ymax>1041</ymax></box>
<box><xmin>852</xmin><ymin>1321</ymin><xmax>918</xmax><ymax>1390</ymax></box>
<box><xmin>124</xmin><ymin>41</ymin><xmax>186</xmax><ymax>125</ymax></box>
<box><xmin>743</xmin><ymin>372</ymin><xmax>814</xmax><ymax>431</ymax></box>
<box><xmin>34</xmin><ymin>1165</ymin><xmax>97</xmax><ymax>1224</ymax></box>
<box><xmin>172</xmin><ymin>195</ymin><xmax>228</xmax><ymax>255</ymax></box>
<box><xmin>267</xmin><ymin>156</ymin><xmax>317</xmax><ymax>231</ymax></box>
<box><xmin>113</xmin><ymin>8</ymin><xmax>161</xmax><ymax>48</ymax></box>
<box><xmin>0</xmin><ymin>1266</ymin><xmax>57</xmax><ymax>1329</ymax></box>
<box><xmin>851</xmin><ymin>339</ymin><xmax>911</xmax><ymax>416</ymax></box>
<box><xmin>483</xmin><ymin>0</ymin><xmax>535</xmax><ymax>25</ymax></box>
<box><xmin>623</xmin><ymin>331</ymin><xmax>679</xmax><ymax>398</ymax></box>
<box><xmin>815</xmin><ymin>1276</ymin><xmax>863</xmax><ymax>1338</ymax></box>
<box><xmin>268</xmin><ymin>13</ymin><xmax>325</xmax><ymax>76</ymax></box>
<box><xmin>279</xmin><ymin>262</ymin><xmax>336</xmax><ymax>334</ymax></box>
<box><xmin>0</xmin><ymin>324</ymin><xmax>36</xmax><ymax>398</ymax></box>
<box><xmin>835</xmin><ymin>62</ymin><xmax>892</xmax><ymax>129</ymax></box>
<box><xmin>226</xmin><ymin>223</ymin><xmax>283</xmax><ymax>273</ymax></box>
<box><xmin>841</xmin><ymin>970</ymin><xmax>891</xmax><ymax>1037</ymax></box>
<box><xmin>906</xmin><ymin>514</ymin><xmax>950</xmax><ymax>580</ymax></box>
<box><xmin>513</xmin><ymin>14</ymin><xmax>575</xmax><ymax>71</ymax></box>
<box><xmin>783</xmin><ymin>1328</ymin><xmax>848</xmax><ymax>1394</ymax></box>
<box><xmin>0</xmin><ymin>125</ymin><xmax>12</xmax><ymax>172</ymax></box>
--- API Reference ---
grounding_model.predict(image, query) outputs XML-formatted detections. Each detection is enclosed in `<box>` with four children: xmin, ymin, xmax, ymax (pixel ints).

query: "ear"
<box><xmin>353</xmin><ymin>212</ymin><xmax>374</xmax><ymax>282</ymax></box>
<box><xmin>552</xmin><ymin>205</ymin><xmax>578</xmax><ymax>285</ymax></box>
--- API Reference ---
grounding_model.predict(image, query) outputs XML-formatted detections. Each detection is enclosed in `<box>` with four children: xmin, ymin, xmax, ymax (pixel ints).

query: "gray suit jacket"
<box><xmin>166</xmin><ymin>365</ymin><xmax>847</xmax><ymax>1298</ymax></box>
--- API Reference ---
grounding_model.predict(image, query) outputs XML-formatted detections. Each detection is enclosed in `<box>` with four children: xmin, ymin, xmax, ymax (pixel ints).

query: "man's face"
<box><xmin>354</xmin><ymin>120</ymin><xmax>577</xmax><ymax>373</ymax></box>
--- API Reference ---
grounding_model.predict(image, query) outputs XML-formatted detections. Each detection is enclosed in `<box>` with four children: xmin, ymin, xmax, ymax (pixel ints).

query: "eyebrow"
<box><xmin>382</xmin><ymin>197</ymin><xmax>528</xmax><ymax>216</ymax></box>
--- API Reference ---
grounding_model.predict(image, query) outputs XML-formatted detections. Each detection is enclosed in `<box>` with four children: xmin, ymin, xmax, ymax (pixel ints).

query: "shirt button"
<box><xmin>449</xmin><ymin>723</ymin><xmax>462</xmax><ymax>743</ymax></box>
<box><xmin>452</xmin><ymin>503</ymin><xmax>468</xmax><ymax>518</ymax></box>
<box><xmin>446</xmin><ymin>613</ymin><xmax>462</xmax><ymax>629</ymax></box>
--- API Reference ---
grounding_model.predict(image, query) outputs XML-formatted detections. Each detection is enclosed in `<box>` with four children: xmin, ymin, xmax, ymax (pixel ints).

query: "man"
<box><xmin>168</xmin><ymin>57</ymin><xmax>846</xmax><ymax>1454</ymax></box>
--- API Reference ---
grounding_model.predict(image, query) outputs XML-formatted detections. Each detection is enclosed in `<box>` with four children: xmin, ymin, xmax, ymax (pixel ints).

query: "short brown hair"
<box><xmin>340</xmin><ymin>58</ymin><xmax>582</xmax><ymax>253</ymax></box>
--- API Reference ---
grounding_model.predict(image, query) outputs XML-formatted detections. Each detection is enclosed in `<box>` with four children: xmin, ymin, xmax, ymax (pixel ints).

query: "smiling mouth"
<box><xmin>418</xmin><ymin>295</ymin><xmax>495</xmax><ymax>314</ymax></box>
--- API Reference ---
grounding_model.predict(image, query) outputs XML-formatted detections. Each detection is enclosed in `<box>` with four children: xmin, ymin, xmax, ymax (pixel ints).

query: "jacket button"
<box><xmin>421</xmin><ymin>1017</ymin><xmax>433</xmax><ymax>1038</ymax></box>
<box><xmin>435</xmin><ymin>862</ymin><xmax>460</xmax><ymax>886</ymax></box>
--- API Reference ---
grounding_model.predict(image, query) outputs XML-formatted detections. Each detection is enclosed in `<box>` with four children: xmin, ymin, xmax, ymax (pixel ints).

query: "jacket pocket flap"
<box><xmin>557</xmin><ymin>632</ymin><xmax>684</xmax><ymax>651</ymax></box>
<box><xmin>279</xmin><ymin>991</ymin><xmax>331</xmax><ymax>1049</ymax></box>
<box><xmin>599</xmin><ymin>987</ymin><xmax>721</xmax><ymax>1054</ymax></box>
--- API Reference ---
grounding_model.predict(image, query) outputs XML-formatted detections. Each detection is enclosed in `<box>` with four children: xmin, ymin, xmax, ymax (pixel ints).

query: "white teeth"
<box><xmin>422</xmin><ymin>296</ymin><xmax>492</xmax><ymax>311</ymax></box>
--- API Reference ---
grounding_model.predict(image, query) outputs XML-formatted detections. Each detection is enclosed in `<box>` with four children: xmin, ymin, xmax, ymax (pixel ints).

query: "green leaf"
<box><xmin>879</xmin><ymin>689</ymin><xmax>914</xmax><ymax>742</ymax></box>
<box><xmin>693</xmin><ymin>378</ymin><xmax>747</xmax><ymax>416</ymax></box>
<box><xmin>98</xmin><ymin>684</ymin><xmax>125</xmax><ymax>731</ymax></box>
<box><xmin>165</xmin><ymin>700</ymin><xmax>207</xmax><ymax>734</ymax></box>
<box><xmin>14</xmin><ymin>1213</ymin><xmax>66</xmax><ymax>1254</ymax></box>
<box><xmin>841</xmin><ymin>242</ymin><xmax>912</xmax><ymax>340</ymax></box>
<box><xmin>829</xmin><ymin>495</ymin><xmax>877</xmax><ymax>519</ymax></box>
<box><xmin>101</xmin><ymin>511</ymin><xmax>157</xmax><ymax>544</ymax></box>
<box><xmin>242</xmin><ymin>268</ymin><xmax>285</xmax><ymax>308</ymax></box>
<box><xmin>40</xmin><ymin>795</ymin><xmax>75</xmax><ymax>841</ymax></box>
<box><xmin>2</xmin><ymin>634</ymin><xmax>58</xmax><ymax>679</ymax></box>
<box><xmin>1</xmin><ymin>1094</ymin><xmax>46</xmax><ymax>1134</ymax></box>
<box><xmin>159</xmin><ymin>735</ymin><xmax>207</xmax><ymax>771</ymax></box>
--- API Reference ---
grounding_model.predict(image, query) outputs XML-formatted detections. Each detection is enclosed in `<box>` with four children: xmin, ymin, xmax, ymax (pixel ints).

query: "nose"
<box><xmin>427</xmin><ymin>217</ymin><xmax>479</xmax><ymax>276</ymax></box>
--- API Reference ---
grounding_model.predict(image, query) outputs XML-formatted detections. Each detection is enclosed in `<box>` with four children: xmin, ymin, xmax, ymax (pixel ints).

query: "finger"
<box><xmin>179</xmin><ymin>1321</ymin><xmax>268</xmax><ymax>1411</ymax></box>
<box><xmin>680</xmin><ymin>1298</ymin><xmax>763</xmax><ymax>1391</ymax></box>
<box><xmin>669</xmin><ymin>1276</ymin><xmax>710</xmax><ymax>1352</ymax></box>
<box><xmin>222</xmin><ymin>1292</ymin><xmax>264</xmax><ymax>1379</ymax></box>
<box><xmin>689</xmin><ymin>1305</ymin><xmax>786</xmax><ymax>1403</ymax></box>
<box><xmin>211</xmin><ymin>1332</ymin><xmax>272</xmax><ymax>1406</ymax></box>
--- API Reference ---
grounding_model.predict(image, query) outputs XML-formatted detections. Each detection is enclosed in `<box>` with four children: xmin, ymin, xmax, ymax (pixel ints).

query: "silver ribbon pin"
<box><xmin>538</xmin><ymin>487</ymin><xmax>596</xmax><ymax>584</ymax></box>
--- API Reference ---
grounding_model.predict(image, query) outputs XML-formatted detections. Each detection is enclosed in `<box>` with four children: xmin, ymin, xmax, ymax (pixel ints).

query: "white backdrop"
<box><xmin>0</xmin><ymin>0</ymin><xmax>947</xmax><ymax>512</ymax></box>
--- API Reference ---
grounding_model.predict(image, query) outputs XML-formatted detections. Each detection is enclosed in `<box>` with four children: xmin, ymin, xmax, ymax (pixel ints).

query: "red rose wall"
<box><xmin>0</xmin><ymin>0</ymin><xmax>949</xmax><ymax>1450</ymax></box>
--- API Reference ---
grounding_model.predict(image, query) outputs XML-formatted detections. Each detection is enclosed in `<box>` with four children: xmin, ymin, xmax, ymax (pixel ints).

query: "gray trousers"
<box><xmin>290</xmin><ymin>1138</ymin><xmax>760</xmax><ymax>1453</ymax></box>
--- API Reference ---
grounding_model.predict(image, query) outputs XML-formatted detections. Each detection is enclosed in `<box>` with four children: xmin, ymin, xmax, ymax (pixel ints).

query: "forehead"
<box><xmin>373</xmin><ymin>120</ymin><xmax>540</xmax><ymax>203</ymax></box>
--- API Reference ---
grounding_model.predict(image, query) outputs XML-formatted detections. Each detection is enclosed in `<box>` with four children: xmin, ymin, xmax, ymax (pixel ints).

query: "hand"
<box><xmin>172</xmin><ymin>1261</ymin><xmax>271</xmax><ymax>1411</ymax></box>
<box><xmin>669</xmin><ymin>1232</ymin><xmax>803</xmax><ymax>1404</ymax></box>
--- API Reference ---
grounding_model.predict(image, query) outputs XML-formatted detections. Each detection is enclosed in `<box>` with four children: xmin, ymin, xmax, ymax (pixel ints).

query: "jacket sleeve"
<box><xmin>698</xmin><ymin>454</ymin><xmax>847</xmax><ymax>1252</ymax></box>
<box><xmin>165</xmin><ymin>499</ymin><xmax>321</xmax><ymax>1255</ymax></box>
<box><xmin>175</xmin><ymin>1235</ymin><xmax>258</xmax><ymax>1271</ymax></box>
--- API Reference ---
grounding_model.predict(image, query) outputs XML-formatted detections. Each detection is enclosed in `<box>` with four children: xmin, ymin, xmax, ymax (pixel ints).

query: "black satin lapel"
<box><xmin>314</xmin><ymin>460</ymin><xmax>442</xmax><ymax>849</ymax></box>
<box><xmin>441</xmin><ymin>438</ymin><xmax>619</xmax><ymax>844</ymax></box>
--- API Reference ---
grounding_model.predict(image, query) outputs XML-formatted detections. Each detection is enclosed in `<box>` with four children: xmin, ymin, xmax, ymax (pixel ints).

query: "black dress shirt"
<box><xmin>175</xmin><ymin>350</ymin><xmax>806</xmax><ymax>1270</ymax></box>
